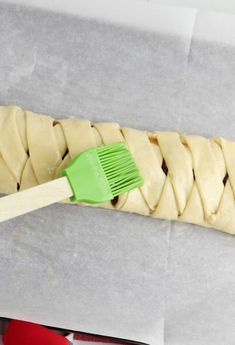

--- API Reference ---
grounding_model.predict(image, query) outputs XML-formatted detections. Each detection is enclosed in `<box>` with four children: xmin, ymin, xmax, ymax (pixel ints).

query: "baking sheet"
<box><xmin>0</xmin><ymin>2</ymin><xmax>235</xmax><ymax>345</ymax></box>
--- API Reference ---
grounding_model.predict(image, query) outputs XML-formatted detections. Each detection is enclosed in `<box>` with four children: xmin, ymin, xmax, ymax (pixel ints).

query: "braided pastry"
<box><xmin>0</xmin><ymin>105</ymin><xmax>235</xmax><ymax>234</ymax></box>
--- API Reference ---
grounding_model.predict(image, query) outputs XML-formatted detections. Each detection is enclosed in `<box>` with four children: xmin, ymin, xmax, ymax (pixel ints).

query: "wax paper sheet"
<box><xmin>0</xmin><ymin>1</ymin><xmax>235</xmax><ymax>345</ymax></box>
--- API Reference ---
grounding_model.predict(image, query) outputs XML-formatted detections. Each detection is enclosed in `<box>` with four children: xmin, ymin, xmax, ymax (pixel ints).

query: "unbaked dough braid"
<box><xmin>0</xmin><ymin>105</ymin><xmax>235</xmax><ymax>234</ymax></box>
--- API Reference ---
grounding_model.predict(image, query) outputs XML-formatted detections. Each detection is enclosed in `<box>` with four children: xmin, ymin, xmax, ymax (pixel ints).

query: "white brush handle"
<box><xmin>0</xmin><ymin>176</ymin><xmax>73</xmax><ymax>223</ymax></box>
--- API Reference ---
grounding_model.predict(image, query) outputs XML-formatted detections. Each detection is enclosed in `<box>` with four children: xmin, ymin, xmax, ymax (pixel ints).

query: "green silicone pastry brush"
<box><xmin>0</xmin><ymin>142</ymin><xmax>143</xmax><ymax>222</ymax></box>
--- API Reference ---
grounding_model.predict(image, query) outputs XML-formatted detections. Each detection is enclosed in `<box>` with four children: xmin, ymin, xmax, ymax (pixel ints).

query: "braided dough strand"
<box><xmin>1</xmin><ymin>105</ymin><xmax>235</xmax><ymax>234</ymax></box>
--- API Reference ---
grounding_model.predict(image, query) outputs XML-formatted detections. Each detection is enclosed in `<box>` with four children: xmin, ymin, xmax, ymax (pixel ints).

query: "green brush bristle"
<box><xmin>97</xmin><ymin>142</ymin><xmax>143</xmax><ymax>197</ymax></box>
<box><xmin>61</xmin><ymin>141</ymin><xmax>144</xmax><ymax>204</ymax></box>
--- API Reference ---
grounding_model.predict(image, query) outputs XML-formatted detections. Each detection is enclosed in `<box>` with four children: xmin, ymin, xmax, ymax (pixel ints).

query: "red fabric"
<box><xmin>2</xmin><ymin>320</ymin><xmax>69</xmax><ymax>345</ymax></box>
<box><xmin>74</xmin><ymin>333</ymin><xmax>131</xmax><ymax>344</ymax></box>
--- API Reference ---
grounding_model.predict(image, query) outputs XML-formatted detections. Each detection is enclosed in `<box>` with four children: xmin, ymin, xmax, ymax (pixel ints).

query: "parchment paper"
<box><xmin>0</xmin><ymin>2</ymin><xmax>235</xmax><ymax>344</ymax></box>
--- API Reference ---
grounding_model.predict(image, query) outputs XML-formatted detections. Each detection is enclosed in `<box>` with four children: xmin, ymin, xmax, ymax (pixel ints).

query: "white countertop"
<box><xmin>4</xmin><ymin>0</ymin><xmax>235</xmax><ymax>15</ymax></box>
